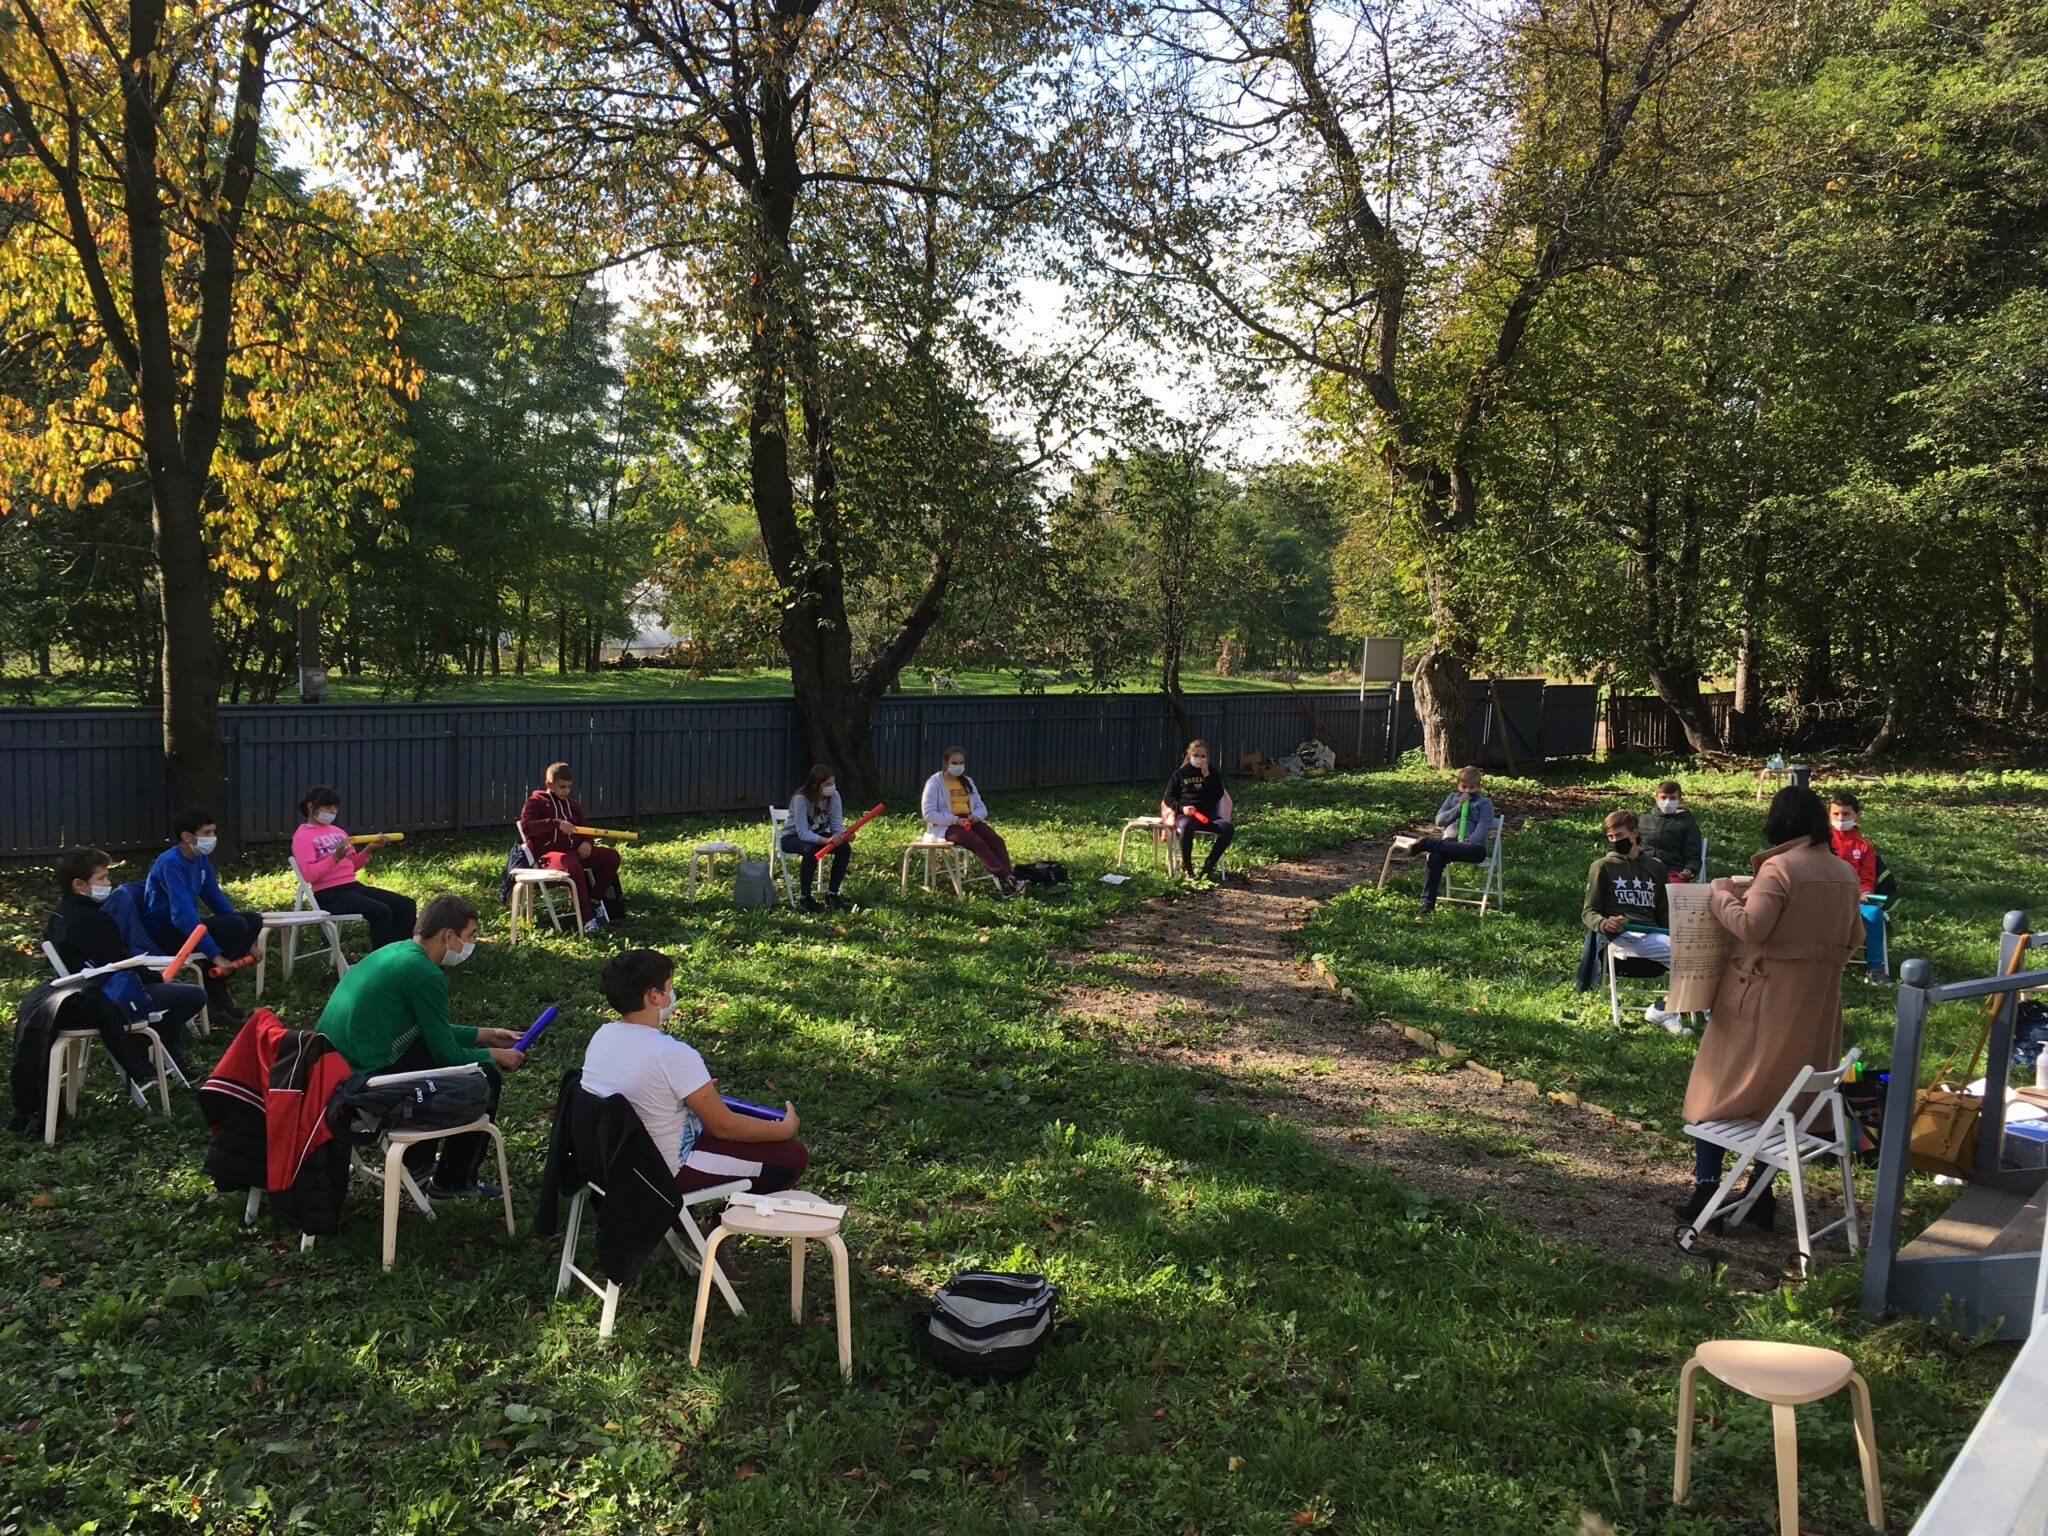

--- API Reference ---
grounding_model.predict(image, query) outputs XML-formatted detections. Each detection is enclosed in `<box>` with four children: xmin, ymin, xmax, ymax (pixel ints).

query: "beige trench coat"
<box><xmin>1682</xmin><ymin>837</ymin><xmax>1862</xmax><ymax>1124</ymax></box>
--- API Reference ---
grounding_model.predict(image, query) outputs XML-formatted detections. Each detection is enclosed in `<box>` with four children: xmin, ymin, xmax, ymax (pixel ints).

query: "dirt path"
<box><xmin>1058</xmin><ymin>828</ymin><xmax>1840</xmax><ymax>1286</ymax></box>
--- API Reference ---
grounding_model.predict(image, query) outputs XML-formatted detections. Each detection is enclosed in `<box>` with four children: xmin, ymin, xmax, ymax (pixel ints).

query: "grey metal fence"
<box><xmin>0</xmin><ymin>689</ymin><xmax>1400</xmax><ymax>858</ymax></box>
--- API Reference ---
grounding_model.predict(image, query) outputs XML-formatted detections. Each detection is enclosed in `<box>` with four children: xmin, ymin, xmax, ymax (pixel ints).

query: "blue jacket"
<box><xmin>1434</xmin><ymin>792</ymin><xmax>1496</xmax><ymax>847</ymax></box>
<box><xmin>141</xmin><ymin>845</ymin><xmax>238</xmax><ymax>957</ymax></box>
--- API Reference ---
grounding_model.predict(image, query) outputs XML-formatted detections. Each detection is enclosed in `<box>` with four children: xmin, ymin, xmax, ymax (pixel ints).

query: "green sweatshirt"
<box><xmin>316</xmin><ymin>940</ymin><xmax>488</xmax><ymax>1072</ymax></box>
<box><xmin>1582</xmin><ymin>850</ymin><xmax>1670</xmax><ymax>933</ymax></box>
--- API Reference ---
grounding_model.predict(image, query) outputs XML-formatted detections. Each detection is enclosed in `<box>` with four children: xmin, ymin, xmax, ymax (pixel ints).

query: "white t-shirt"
<box><xmin>581</xmin><ymin>1021</ymin><xmax>713</xmax><ymax>1175</ymax></box>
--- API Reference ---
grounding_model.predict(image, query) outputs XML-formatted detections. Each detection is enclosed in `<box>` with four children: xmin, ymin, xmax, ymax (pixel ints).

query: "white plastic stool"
<box><xmin>254</xmin><ymin>909</ymin><xmax>350</xmax><ymax>997</ymax></box>
<box><xmin>508</xmin><ymin>867</ymin><xmax>576</xmax><ymax>943</ymax></box>
<box><xmin>358</xmin><ymin>1116</ymin><xmax>515</xmax><ymax>1270</ymax></box>
<box><xmin>687</xmin><ymin>841</ymin><xmax>745</xmax><ymax>900</ymax></box>
<box><xmin>42</xmin><ymin>1021</ymin><xmax>171</xmax><ymax>1143</ymax></box>
<box><xmin>1117</xmin><ymin>817</ymin><xmax>1167</xmax><ymax>870</ymax></box>
<box><xmin>689</xmin><ymin>1190</ymin><xmax>852</xmax><ymax>1381</ymax></box>
<box><xmin>1675</xmin><ymin>1339</ymin><xmax>1882</xmax><ymax>1534</ymax></box>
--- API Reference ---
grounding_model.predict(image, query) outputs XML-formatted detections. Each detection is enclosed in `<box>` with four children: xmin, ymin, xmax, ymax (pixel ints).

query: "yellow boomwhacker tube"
<box><xmin>349</xmin><ymin>832</ymin><xmax>404</xmax><ymax>845</ymax></box>
<box><xmin>572</xmin><ymin>826</ymin><xmax>641</xmax><ymax>842</ymax></box>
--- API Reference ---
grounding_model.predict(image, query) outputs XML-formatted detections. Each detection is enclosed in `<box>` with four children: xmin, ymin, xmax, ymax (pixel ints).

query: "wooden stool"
<box><xmin>1675</xmin><ymin>1339</ymin><xmax>1882</xmax><ymax>1534</ymax></box>
<box><xmin>687</xmin><ymin>840</ymin><xmax>744</xmax><ymax>899</ymax></box>
<box><xmin>899</xmin><ymin>835</ymin><xmax>998</xmax><ymax>897</ymax></box>
<box><xmin>1117</xmin><ymin>817</ymin><xmax>1166</xmax><ymax>870</ymax></box>
<box><xmin>508</xmin><ymin>867</ymin><xmax>576</xmax><ymax>943</ymax></box>
<box><xmin>364</xmin><ymin>1118</ymin><xmax>516</xmax><ymax>1271</ymax></box>
<box><xmin>688</xmin><ymin>1190</ymin><xmax>852</xmax><ymax>1381</ymax></box>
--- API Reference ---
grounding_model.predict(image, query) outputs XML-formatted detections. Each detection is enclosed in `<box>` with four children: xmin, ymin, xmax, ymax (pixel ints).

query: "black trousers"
<box><xmin>781</xmin><ymin>831</ymin><xmax>849</xmax><ymax>896</ymax></box>
<box><xmin>389</xmin><ymin>1038</ymin><xmax>504</xmax><ymax>1189</ymax></box>
<box><xmin>311</xmin><ymin>883</ymin><xmax>417</xmax><ymax>949</ymax></box>
<box><xmin>153</xmin><ymin>909</ymin><xmax>262</xmax><ymax>965</ymax></box>
<box><xmin>1178</xmin><ymin>818</ymin><xmax>1235</xmax><ymax>873</ymax></box>
<box><xmin>1416</xmin><ymin>839</ymin><xmax>1486</xmax><ymax>903</ymax></box>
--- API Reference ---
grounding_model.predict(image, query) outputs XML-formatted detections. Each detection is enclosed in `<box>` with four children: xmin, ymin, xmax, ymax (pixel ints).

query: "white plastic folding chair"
<box><xmin>37</xmin><ymin>948</ymin><xmax>177</xmax><ymax>1142</ymax></box>
<box><xmin>768</xmin><ymin>807</ymin><xmax>801</xmax><ymax>907</ymax></box>
<box><xmin>338</xmin><ymin>1062</ymin><xmax>515</xmax><ymax>1271</ymax></box>
<box><xmin>252</xmin><ymin>859</ymin><xmax>359</xmax><ymax>996</ymax></box>
<box><xmin>1679</xmin><ymin>1049</ymin><xmax>1863</xmax><ymax>1276</ymax></box>
<box><xmin>507</xmin><ymin>835</ymin><xmax>577</xmax><ymax>943</ymax></box>
<box><xmin>556</xmin><ymin>1177</ymin><xmax>751</xmax><ymax>1338</ymax></box>
<box><xmin>1440</xmin><ymin>823</ymin><xmax>1506</xmax><ymax>916</ymax></box>
<box><xmin>1604</xmin><ymin>930</ymin><xmax>1698</xmax><ymax>1033</ymax></box>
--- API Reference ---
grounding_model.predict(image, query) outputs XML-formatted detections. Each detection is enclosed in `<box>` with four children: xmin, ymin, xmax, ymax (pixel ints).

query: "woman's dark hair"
<box><xmin>1763</xmin><ymin>786</ymin><xmax>1831</xmax><ymax>848</ymax></box>
<box><xmin>602</xmin><ymin>948</ymin><xmax>676</xmax><ymax>1014</ymax></box>
<box><xmin>299</xmin><ymin>784</ymin><xmax>341</xmax><ymax>822</ymax></box>
<box><xmin>800</xmin><ymin>764</ymin><xmax>836</xmax><ymax>803</ymax></box>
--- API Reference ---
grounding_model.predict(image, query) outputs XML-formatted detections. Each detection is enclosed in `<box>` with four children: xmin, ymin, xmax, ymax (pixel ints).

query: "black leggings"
<box><xmin>311</xmin><ymin>882</ymin><xmax>417</xmax><ymax>949</ymax></box>
<box><xmin>1178</xmin><ymin>818</ymin><xmax>1235</xmax><ymax>874</ymax></box>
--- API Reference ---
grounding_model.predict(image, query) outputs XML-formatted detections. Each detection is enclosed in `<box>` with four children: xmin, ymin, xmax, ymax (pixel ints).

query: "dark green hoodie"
<box><xmin>1582</xmin><ymin>849</ymin><xmax>1670</xmax><ymax>932</ymax></box>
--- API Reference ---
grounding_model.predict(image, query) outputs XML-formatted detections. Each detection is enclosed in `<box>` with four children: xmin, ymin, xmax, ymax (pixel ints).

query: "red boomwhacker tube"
<box><xmin>814</xmin><ymin>802</ymin><xmax>886</xmax><ymax>860</ymax></box>
<box><xmin>162</xmin><ymin>923</ymin><xmax>208</xmax><ymax>983</ymax></box>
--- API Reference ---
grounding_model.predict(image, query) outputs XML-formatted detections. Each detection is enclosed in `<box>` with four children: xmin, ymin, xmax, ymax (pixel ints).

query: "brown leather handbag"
<box><xmin>1908</xmin><ymin>937</ymin><xmax>2031</xmax><ymax>1178</ymax></box>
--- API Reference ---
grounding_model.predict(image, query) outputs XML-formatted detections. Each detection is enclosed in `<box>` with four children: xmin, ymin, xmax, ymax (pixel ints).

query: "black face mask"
<box><xmin>1609</xmin><ymin>837</ymin><xmax>1634</xmax><ymax>856</ymax></box>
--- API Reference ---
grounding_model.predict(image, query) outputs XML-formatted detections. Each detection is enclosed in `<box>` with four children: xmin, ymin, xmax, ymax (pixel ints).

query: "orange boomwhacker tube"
<box><xmin>815</xmin><ymin>803</ymin><xmax>886</xmax><ymax>860</ymax></box>
<box><xmin>162</xmin><ymin>924</ymin><xmax>208</xmax><ymax>983</ymax></box>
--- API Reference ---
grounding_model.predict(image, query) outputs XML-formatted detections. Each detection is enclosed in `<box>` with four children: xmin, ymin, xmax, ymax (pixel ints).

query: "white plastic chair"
<box><xmin>37</xmin><ymin>947</ymin><xmax>176</xmax><ymax>1142</ymax></box>
<box><xmin>252</xmin><ymin>859</ymin><xmax>359</xmax><ymax>996</ymax></box>
<box><xmin>768</xmin><ymin>807</ymin><xmax>801</xmax><ymax>907</ymax></box>
<box><xmin>1440</xmin><ymin>823</ymin><xmax>1506</xmax><ymax>916</ymax></box>
<box><xmin>555</xmin><ymin>1177</ymin><xmax>751</xmax><ymax>1338</ymax></box>
<box><xmin>338</xmin><ymin>1062</ymin><xmax>515</xmax><ymax>1271</ymax></box>
<box><xmin>507</xmin><ymin>835</ymin><xmax>576</xmax><ymax>943</ymax></box>
<box><xmin>1605</xmin><ymin>931</ymin><xmax>1697</xmax><ymax>1033</ymax></box>
<box><xmin>1680</xmin><ymin>1049</ymin><xmax>1862</xmax><ymax>1275</ymax></box>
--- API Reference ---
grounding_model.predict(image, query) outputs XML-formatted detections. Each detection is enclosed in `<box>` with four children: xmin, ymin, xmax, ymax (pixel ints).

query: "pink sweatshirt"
<box><xmin>292</xmin><ymin>821</ymin><xmax>371</xmax><ymax>892</ymax></box>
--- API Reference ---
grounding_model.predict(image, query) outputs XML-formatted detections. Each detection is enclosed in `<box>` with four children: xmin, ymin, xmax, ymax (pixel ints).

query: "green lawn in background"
<box><xmin>0</xmin><ymin>667</ymin><xmax>1306</xmax><ymax>709</ymax></box>
<box><xmin>0</xmin><ymin>765</ymin><xmax>2018</xmax><ymax>1534</ymax></box>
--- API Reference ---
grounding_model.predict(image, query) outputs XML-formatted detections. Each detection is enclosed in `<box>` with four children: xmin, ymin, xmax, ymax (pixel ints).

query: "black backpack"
<box><xmin>1014</xmin><ymin>860</ymin><xmax>1068</xmax><ymax>886</ymax></box>
<box><xmin>329</xmin><ymin>1069</ymin><xmax>494</xmax><ymax>1142</ymax></box>
<box><xmin>918</xmin><ymin>1271</ymin><xmax>1058</xmax><ymax>1377</ymax></box>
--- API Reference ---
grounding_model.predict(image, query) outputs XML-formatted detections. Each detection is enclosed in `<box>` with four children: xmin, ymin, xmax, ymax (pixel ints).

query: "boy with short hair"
<box><xmin>1639</xmin><ymin>780</ymin><xmax>1705</xmax><ymax>882</ymax></box>
<box><xmin>1413</xmin><ymin>766</ymin><xmax>1496</xmax><ymax>916</ymax></box>
<box><xmin>140</xmin><ymin>807</ymin><xmax>262</xmax><ymax>1024</ymax></box>
<box><xmin>1830</xmin><ymin>792</ymin><xmax>1889</xmax><ymax>983</ymax></box>
<box><xmin>582</xmin><ymin>950</ymin><xmax>808</xmax><ymax>1195</ymax></box>
<box><xmin>45</xmin><ymin>845</ymin><xmax>205</xmax><ymax>1080</ymax></box>
<box><xmin>1583</xmin><ymin>810</ymin><xmax>1683</xmax><ymax>1029</ymax></box>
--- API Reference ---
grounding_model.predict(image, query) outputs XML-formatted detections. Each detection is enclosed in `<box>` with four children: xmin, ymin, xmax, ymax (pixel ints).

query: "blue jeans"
<box><xmin>1860</xmin><ymin>902</ymin><xmax>1889</xmax><ymax>974</ymax></box>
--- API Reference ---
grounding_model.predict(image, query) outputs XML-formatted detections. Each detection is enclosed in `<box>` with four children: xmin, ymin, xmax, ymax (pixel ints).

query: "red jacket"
<box><xmin>519</xmin><ymin>789</ymin><xmax>585</xmax><ymax>858</ymax></box>
<box><xmin>1830</xmin><ymin>826</ymin><xmax>1880</xmax><ymax>895</ymax></box>
<box><xmin>201</xmin><ymin>1009</ymin><xmax>353</xmax><ymax>1191</ymax></box>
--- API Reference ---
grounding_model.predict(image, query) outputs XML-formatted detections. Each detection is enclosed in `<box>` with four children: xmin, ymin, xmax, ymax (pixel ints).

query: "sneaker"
<box><xmin>1416</xmin><ymin>900</ymin><xmax>1436</xmax><ymax>917</ymax></box>
<box><xmin>1864</xmin><ymin>968</ymin><xmax>1890</xmax><ymax>986</ymax></box>
<box><xmin>823</xmin><ymin>892</ymin><xmax>849</xmax><ymax>910</ymax></box>
<box><xmin>427</xmin><ymin>1180</ymin><xmax>502</xmax><ymax>1201</ymax></box>
<box><xmin>800</xmin><ymin>896</ymin><xmax>825</xmax><ymax>913</ymax></box>
<box><xmin>583</xmin><ymin>918</ymin><xmax>601</xmax><ymax>935</ymax></box>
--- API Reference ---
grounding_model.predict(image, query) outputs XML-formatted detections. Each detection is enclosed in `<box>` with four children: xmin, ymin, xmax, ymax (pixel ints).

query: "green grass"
<box><xmin>1308</xmin><ymin>760</ymin><xmax>2048</xmax><ymax>1134</ymax></box>
<box><xmin>1</xmin><ymin>668</ymin><xmax>1300</xmax><ymax>709</ymax></box>
<box><xmin>0</xmin><ymin>768</ymin><xmax>2016</xmax><ymax>1534</ymax></box>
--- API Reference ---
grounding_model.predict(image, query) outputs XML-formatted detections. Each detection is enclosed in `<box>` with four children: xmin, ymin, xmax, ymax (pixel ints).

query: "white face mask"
<box><xmin>657</xmin><ymin>991</ymin><xmax>676</xmax><ymax>1022</ymax></box>
<box><xmin>87</xmin><ymin>882</ymin><xmax>113</xmax><ymax>902</ymax></box>
<box><xmin>821</xmin><ymin>784</ymin><xmax>836</xmax><ymax>800</ymax></box>
<box><xmin>946</xmin><ymin>762</ymin><xmax>966</xmax><ymax>777</ymax></box>
<box><xmin>315</xmin><ymin>809</ymin><xmax>338</xmax><ymax>825</ymax></box>
<box><xmin>194</xmin><ymin>835</ymin><xmax>218</xmax><ymax>856</ymax></box>
<box><xmin>1833</xmin><ymin>818</ymin><xmax>1857</xmax><ymax>832</ymax></box>
<box><xmin>440</xmin><ymin>936</ymin><xmax>476</xmax><ymax>967</ymax></box>
<box><xmin>1656</xmin><ymin>799</ymin><xmax>1680</xmax><ymax>814</ymax></box>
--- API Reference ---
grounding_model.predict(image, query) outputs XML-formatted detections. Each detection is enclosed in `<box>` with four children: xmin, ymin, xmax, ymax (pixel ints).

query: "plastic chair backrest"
<box><xmin>288</xmin><ymin>856</ymin><xmax>317</xmax><ymax>911</ymax></box>
<box><xmin>1773</xmin><ymin>1049</ymin><xmax>1860</xmax><ymax>1139</ymax></box>
<box><xmin>42</xmin><ymin>941</ymin><xmax>71</xmax><ymax>978</ymax></box>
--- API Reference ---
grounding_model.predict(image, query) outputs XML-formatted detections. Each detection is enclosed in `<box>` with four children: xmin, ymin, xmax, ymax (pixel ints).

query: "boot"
<box><xmin>1674</xmin><ymin>1181</ymin><xmax>1721</xmax><ymax>1229</ymax></box>
<box><xmin>203</xmin><ymin>970</ymin><xmax>246</xmax><ymax>1030</ymax></box>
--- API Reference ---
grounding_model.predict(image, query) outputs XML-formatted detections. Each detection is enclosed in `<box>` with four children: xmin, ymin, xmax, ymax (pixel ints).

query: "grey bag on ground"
<box><xmin>733</xmin><ymin>857</ymin><xmax>777</xmax><ymax>909</ymax></box>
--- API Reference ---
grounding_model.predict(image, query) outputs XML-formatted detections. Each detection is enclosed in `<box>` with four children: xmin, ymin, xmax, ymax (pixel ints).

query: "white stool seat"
<box><xmin>899</xmin><ymin>834</ymin><xmax>999</xmax><ymax>898</ymax></box>
<box><xmin>1118</xmin><ymin>817</ymin><xmax>1166</xmax><ymax>870</ymax></box>
<box><xmin>689</xmin><ymin>1189</ymin><xmax>852</xmax><ymax>1381</ymax></box>
<box><xmin>255</xmin><ymin>908</ymin><xmax>355</xmax><ymax>997</ymax></box>
<box><xmin>509</xmin><ymin>866</ymin><xmax>577</xmax><ymax>943</ymax></box>
<box><xmin>687</xmin><ymin>842</ymin><xmax>745</xmax><ymax>900</ymax></box>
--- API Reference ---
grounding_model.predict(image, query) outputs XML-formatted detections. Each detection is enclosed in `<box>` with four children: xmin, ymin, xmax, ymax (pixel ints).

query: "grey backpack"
<box><xmin>733</xmin><ymin>856</ymin><xmax>777</xmax><ymax>909</ymax></box>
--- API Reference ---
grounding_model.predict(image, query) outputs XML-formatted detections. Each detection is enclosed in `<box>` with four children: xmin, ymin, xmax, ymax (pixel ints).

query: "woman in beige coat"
<box><xmin>1677</xmin><ymin>786</ymin><xmax>1862</xmax><ymax>1229</ymax></box>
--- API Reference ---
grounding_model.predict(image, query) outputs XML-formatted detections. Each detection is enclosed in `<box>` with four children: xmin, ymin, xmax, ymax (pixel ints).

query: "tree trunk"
<box><xmin>153</xmin><ymin>471</ymin><xmax>225</xmax><ymax>819</ymax></box>
<box><xmin>1729</xmin><ymin>528</ymin><xmax>1767</xmax><ymax>750</ymax></box>
<box><xmin>516</xmin><ymin>590</ymin><xmax>530</xmax><ymax>676</ymax></box>
<box><xmin>2029</xmin><ymin>506</ymin><xmax>2048</xmax><ymax>714</ymax></box>
<box><xmin>1410</xmin><ymin>642</ymin><xmax>1469</xmax><ymax>767</ymax></box>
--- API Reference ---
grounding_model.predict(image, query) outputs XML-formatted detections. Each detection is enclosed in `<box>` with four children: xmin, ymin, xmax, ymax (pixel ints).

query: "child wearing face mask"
<box><xmin>316</xmin><ymin>893</ymin><xmax>525</xmax><ymax>1198</ymax></box>
<box><xmin>290</xmin><ymin>784</ymin><xmax>415</xmax><ymax>949</ymax></box>
<box><xmin>45</xmin><ymin>845</ymin><xmax>206</xmax><ymax>1080</ymax></box>
<box><xmin>921</xmin><ymin>745</ymin><xmax>1017</xmax><ymax>895</ymax></box>
<box><xmin>1161</xmin><ymin>739</ymin><xmax>1235</xmax><ymax>882</ymax></box>
<box><xmin>782</xmin><ymin>766</ymin><xmax>851</xmax><ymax>912</ymax></box>
<box><xmin>1639</xmin><ymin>780</ymin><xmax>1705</xmax><ymax>882</ymax></box>
<box><xmin>581</xmin><ymin>949</ymin><xmax>807</xmax><ymax>1196</ymax></box>
<box><xmin>141</xmin><ymin>806</ymin><xmax>262</xmax><ymax>1024</ymax></box>
<box><xmin>1830</xmin><ymin>792</ymin><xmax>1889</xmax><ymax>983</ymax></box>
<box><xmin>1584</xmin><ymin>811</ymin><xmax>1680</xmax><ymax>1025</ymax></box>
